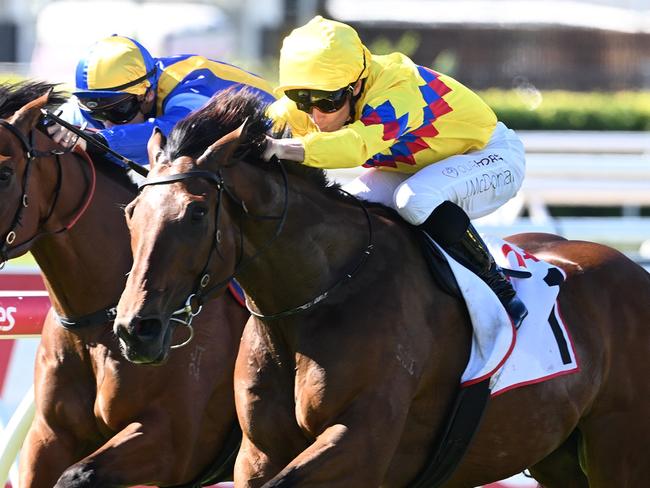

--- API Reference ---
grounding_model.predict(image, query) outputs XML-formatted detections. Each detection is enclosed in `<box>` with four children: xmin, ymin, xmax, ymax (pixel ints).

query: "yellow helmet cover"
<box><xmin>276</xmin><ymin>16</ymin><xmax>371</xmax><ymax>96</ymax></box>
<box><xmin>74</xmin><ymin>35</ymin><xmax>156</xmax><ymax>97</ymax></box>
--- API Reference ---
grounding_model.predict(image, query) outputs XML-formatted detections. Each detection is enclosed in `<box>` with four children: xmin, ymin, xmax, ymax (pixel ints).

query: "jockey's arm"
<box><xmin>273</xmin><ymin>87</ymin><xmax>423</xmax><ymax>169</ymax></box>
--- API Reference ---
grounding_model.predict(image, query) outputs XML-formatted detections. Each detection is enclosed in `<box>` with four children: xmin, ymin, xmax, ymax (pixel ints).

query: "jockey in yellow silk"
<box><xmin>264</xmin><ymin>16</ymin><xmax>528</xmax><ymax>328</ymax></box>
<box><xmin>50</xmin><ymin>35</ymin><xmax>275</xmax><ymax>165</ymax></box>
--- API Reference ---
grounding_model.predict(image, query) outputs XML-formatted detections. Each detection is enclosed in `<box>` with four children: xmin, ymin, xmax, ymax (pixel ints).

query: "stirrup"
<box><xmin>503</xmin><ymin>294</ymin><xmax>528</xmax><ymax>329</ymax></box>
<box><xmin>484</xmin><ymin>266</ymin><xmax>528</xmax><ymax>329</ymax></box>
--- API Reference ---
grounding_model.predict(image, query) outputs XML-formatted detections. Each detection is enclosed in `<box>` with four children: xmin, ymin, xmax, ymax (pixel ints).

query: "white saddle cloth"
<box><xmin>432</xmin><ymin>235</ymin><xmax>579</xmax><ymax>396</ymax></box>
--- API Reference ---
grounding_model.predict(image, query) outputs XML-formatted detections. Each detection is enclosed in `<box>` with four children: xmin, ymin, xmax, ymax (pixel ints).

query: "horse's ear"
<box><xmin>147</xmin><ymin>127</ymin><xmax>167</xmax><ymax>167</ymax></box>
<box><xmin>9</xmin><ymin>91</ymin><xmax>52</xmax><ymax>132</ymax></box>
<box><xmin>196</xmin><ymin>119</ymin><xmax>248</xmax><ymax>168</ymax></box>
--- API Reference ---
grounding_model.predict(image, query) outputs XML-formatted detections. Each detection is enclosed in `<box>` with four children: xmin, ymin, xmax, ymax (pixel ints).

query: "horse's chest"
<box><xmin>293</xmin><ymin>362</ymin><xmax>331</xmax><ymax>436</ymax></box>
<box><xmin>91</xmin><ymin>350</ymin><xmax>139</xmax><ymax>431</ymax></box>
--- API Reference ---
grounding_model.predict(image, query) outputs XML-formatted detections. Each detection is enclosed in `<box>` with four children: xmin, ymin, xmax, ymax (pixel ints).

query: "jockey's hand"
<box><xmin>47</xmin><ymin>123</ymin><xmax>87</xmax><ymax>151</ymax></box>
<box><xmin>262</xmin><ymin>136</ymin><xmax>305</xmax><ymax>162</ymax></box>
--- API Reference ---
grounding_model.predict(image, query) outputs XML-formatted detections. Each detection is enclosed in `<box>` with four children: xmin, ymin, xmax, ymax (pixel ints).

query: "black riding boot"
<box><xmin>420</xmin><ymin>201</ymin><xmax>528</xmax><ymax>328</ymax></box>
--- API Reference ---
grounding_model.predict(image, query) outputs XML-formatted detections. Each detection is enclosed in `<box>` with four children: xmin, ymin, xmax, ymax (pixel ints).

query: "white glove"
<box><xmin>262</xmin><ymin>136</ymin><xmax>305</xmax><ymax>162</ymax></box>
<box><xmin>47</xmin><ymin>123</ymin><xmax>87</xmax><ymax>151</ymax></box>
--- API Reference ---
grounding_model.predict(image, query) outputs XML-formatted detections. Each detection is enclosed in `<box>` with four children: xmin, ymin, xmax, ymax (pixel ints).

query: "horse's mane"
<box><xmin>165</xmin><ymin>88</ymin><xmax>336</xmax><ymax>194</ymax></box>
<box><xmin>0</xmin><ymin>80</ymin><xmax>67</xmax><ymax>119</ymax></box>
<box><xmin>0</xmin><ymin>80</ymin><xmax>139</xmax><ymax>191</ymax></box>
<box><xmin>166</xmin><ymin>88</ymin><xmax>399</xmax><ymax>217</ymax></box>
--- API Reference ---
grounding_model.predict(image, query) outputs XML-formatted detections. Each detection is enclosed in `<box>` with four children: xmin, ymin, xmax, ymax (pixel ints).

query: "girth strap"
<box><xmin>409</xmin><ymin>378</ymin><xmax>491</xmax><ymax>488</ymax></box>
<box><xmin>408</xmin><ymin>227</ymin><xmax>493</xmax><ymax>487</ymax></box>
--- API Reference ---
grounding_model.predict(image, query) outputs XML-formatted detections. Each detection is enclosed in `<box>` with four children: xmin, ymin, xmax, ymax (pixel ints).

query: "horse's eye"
<box><xmin>0</xmin><ymin>167</ymin><xmax>13</xmax><ymax>188</ymax></box>
<box><xmin>190</xmin><ymin>205</ymin><xmax>208</xmax><ymax>223</ymax></box>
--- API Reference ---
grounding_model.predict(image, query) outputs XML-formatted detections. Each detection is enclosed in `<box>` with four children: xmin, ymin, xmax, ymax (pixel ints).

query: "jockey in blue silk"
<box><xmin>264</xmin><ymin>16</ymin><xmax>528</xmax><ymax>328</ymax></box>
<box><xmin>50</xmin><ymin>35</ymin><xmax>275</xmax><ymax>165</ymax></box>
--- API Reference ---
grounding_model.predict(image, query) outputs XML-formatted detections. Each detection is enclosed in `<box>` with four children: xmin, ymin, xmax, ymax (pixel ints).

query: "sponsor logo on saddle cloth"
<box><xmin>431</xmin><ymin>236</ymin><xmax>579</xmax><ymax>397</ymax></box>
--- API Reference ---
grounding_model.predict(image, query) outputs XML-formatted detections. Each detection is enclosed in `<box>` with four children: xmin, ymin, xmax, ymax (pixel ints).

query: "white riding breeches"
<box><xmin>342</xmin><ymin>122</ymin><xmax>526</xmax><ymax>224</ymax></box>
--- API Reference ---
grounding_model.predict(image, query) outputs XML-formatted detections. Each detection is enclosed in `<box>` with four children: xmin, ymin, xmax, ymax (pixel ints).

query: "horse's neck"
<box><xmin>32</xmin><ymin>160</ymin><xmax>135</xmax><ymax>318</ymax></box>
<box><xmin>234</xmin><ymin>167</ymin><xmax>373</xmax><ymax>315</ymax></box>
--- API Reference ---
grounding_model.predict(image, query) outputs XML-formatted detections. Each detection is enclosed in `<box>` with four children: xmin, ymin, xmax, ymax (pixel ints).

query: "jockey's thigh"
<box><xmin>394</xmin><ymin>122</ymin><xmax>526</xmax><ymax>224</ymax></box>
<box><xmin>342</xmin><ymin>168</ymin><xmax>410</xmax><ymax>207</ymax></box>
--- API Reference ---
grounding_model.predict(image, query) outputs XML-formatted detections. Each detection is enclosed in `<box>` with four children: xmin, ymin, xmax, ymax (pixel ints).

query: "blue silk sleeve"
<box><xmin>99</xmin><ymin>92</ymin><xmax>211</xmax><ymax>165</ymax></box>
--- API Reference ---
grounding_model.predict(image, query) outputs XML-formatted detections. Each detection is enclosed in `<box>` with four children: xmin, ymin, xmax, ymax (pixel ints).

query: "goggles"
<box><xmin>285</xmin><ymin>86</ymin><xmax>352</xmax><ymax>114</ymax></box>
<box><xmin>77</xmin><ymin>94</ymin><xmax>142</xmax><ymax>124</ymax></box>
<box><xmin>284</xmin><ymin>52</ymin><xmax>366</xmax><ymax>115</ymax></box>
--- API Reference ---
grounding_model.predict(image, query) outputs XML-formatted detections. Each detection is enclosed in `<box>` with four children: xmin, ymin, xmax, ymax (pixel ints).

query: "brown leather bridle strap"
<box><xmin>0</xmin><ymin>120</ymin><xmax>97</xmax><ymax>267</ymax></box>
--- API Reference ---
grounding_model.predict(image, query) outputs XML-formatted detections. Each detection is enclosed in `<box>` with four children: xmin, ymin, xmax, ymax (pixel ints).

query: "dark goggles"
<box><xmin>285</xmin><ymin>86</ymin><xmax>352</xmax><ymax>114</ymax></box>
<box><xmin>77</xmin><ymin>94</ymin><xmax>142</xmax><ymax>124</ymax></box>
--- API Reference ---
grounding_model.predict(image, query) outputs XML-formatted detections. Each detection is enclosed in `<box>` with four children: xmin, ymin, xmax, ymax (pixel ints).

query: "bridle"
<box><xmin>138</xmin><ymin>156</ymin><xmax>374</xmax><ymax>326</ymax></box>
<box><xmin>0</xmin><ymin>119</ymin><xmax>96</xmax><ymax>268</ymax></box>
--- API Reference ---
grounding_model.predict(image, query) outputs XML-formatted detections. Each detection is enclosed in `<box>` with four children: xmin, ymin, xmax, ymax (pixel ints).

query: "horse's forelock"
<box><xmin>165</xmin><ymin>88</ymin><xmax>272</xmax><ymax>163</ymax></box>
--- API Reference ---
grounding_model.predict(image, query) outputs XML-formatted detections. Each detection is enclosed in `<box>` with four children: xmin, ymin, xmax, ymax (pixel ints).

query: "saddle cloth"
<box><xmin>432</xmin><ymin>235</ymin><xmax>579</xmax><ymax>396</ymax></box>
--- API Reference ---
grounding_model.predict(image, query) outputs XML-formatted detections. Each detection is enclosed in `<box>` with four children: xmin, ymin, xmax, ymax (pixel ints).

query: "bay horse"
<box><xmin>0</xmin><ymin>82</ymin><xmax>249</xmax><ymax>488</ymax></box>
<box><xmin>114</xmin><ymin>89</ymin><xmax>650</xmax><ymax>487</ymax></box>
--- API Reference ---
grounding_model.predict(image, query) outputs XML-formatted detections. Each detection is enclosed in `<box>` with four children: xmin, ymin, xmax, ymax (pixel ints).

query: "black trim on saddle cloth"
<box><xmin>161</xmin><ymin>422</ymin><xmax>242</xmax><ymax>488</ymax></box>
<box><xmin>407</xmin><ymin>230</ymin><xmax>492</xmax><ymax>488</ymax></box>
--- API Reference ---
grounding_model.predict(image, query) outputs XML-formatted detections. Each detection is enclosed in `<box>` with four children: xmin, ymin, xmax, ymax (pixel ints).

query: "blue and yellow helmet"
<box><xmin>74</xmin><ymin>35</ymin><xmax>157</xmax><ymax>98</ymax></box>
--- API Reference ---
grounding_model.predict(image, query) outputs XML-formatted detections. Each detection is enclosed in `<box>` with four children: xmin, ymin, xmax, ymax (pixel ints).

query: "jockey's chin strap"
<box><xmin>0</xmin><ymin>119</ymin><xmax>97</xmax><ymax>268</ymax></box>
<box><xmin>137</xmin><ymin>156</ymin><xmax>374</xmax><ymax>329</ymax></box>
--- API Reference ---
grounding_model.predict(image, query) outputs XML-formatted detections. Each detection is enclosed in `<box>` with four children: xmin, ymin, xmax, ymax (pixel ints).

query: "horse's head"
<box><xmin>0</xmin><ymin>82</ymin><xmax>67</xmax><ymax>263</ymax></box>
<box><xmin>115</xmin><ymin>89</ymin><xmax>267</xmax><ymax>364</ymax></box>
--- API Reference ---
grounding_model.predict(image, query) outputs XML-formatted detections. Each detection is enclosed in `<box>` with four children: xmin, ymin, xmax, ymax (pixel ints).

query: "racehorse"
<box><xmin>114</xmin><ymin>89</ymin><xmax>650</xmax><ymax>487</ymax></box>
<box><xmin>0</xmin><ymin>82</ymin><xmax>249</xmax><ymax>488</ymax></box>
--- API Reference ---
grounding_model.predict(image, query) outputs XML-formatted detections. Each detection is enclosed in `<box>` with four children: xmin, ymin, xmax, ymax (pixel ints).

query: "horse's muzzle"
<box><xmin>114</xmin><ymin>315</ymin><xmax>168</xmax><ymax>364</ymax></box>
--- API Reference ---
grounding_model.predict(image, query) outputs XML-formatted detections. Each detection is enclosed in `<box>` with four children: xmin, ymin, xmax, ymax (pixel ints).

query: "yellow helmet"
<box><xmin>75</xmin><ymin>35</ymin><xmax>156</xmax><ymax>98</ymax></box>
<box><xmin>275</xmin><ymin>16</ymin><xmax>371</xmax><ymax>97</ymax></box>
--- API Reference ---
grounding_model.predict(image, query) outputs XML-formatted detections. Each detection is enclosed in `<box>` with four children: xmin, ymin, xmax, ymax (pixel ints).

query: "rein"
<box><xmin>0</xmin><ymin>119</ymin><xmax>97</xmax><ymax>268</ymax></box>
<box><xmin>244</xmin><ymin>185</ymin><xmax>373</xmax><ymax>321</ymax></box>
<box><xmin>138</xmin><ymin>157</ymin><xmax>374</xmax><ymax>322</ymax></box>
<box><xmin>0</xmin><ymin>115</ymin><xmax>194</xmax><ymax>345</ymax></box>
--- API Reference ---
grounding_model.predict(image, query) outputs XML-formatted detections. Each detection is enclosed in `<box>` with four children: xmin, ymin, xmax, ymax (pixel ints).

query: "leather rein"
<box><xmin>138</xmin><ymin>157</ymin><xmax>374</xmax><ymax>322</ymax></box>
<box><xmin>0</xmin><ymin>119</ymin><xmax>96</xmax><ymax>268</ymax></box>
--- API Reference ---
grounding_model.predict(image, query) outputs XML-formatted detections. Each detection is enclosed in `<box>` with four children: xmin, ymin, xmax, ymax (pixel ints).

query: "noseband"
<box><xmin>0</xmin><ymin>119</ymin><xmax>97</xmax><ymax>267</ymax></box>
<box><xmin>138</xmin><ymin>157</ymin><xmax>373</xmax><ymax>324</ymax></box>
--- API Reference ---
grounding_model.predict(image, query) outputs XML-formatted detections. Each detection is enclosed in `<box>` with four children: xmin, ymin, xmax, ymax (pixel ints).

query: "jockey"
<box><xmin>50</xmin><ymin>35</ymin><xmax>275</xmax><ymax>165</ymax></box>
<box><xmin>263</xmin><ymin>16</ymin><xmax>528</xmax><ymax>328</ymax></box>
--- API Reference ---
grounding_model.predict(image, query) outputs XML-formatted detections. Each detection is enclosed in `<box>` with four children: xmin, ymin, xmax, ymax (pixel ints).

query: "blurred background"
<box><xmin>0</xmin><ymin>1</ymin><xmax>647</xmax><ymax>487</ymax></box>
<box><xmin>2</xmin><ymin>0</ymin><xmax>647</xmax><ymax>258</ymax></box>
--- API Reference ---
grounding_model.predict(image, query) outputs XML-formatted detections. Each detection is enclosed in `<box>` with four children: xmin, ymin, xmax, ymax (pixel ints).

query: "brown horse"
<box><xmin>0</xmin><ymin>82</ymin><xmax>249</xmax><ymax>488</ymax></box>
<box><xmin>114</xmin><ymin>89</ymin><xmax>650</xmax><ymax>487</ymax></box>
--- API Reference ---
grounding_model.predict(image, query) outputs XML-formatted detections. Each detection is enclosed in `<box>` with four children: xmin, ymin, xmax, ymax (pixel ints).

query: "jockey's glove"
<box><xmin>262</xmin><ymin>135</ymin><xmax>305</xmax><ymax>162</ymax></box>
<box><xmin>47</xmin><ymin>122</ymin><xmax>107</xmax><ymax>156</ymax></box>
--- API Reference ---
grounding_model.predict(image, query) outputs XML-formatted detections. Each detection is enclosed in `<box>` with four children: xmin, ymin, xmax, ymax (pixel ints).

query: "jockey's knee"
<box><xmin>393</xmin><ymin>183</ymin><xmax>447</xmax><ymax>226</ymax></box>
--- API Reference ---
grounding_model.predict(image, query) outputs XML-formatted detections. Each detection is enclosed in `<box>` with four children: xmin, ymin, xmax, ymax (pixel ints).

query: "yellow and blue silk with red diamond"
<box><xmin>291</xmin><ymin>53</ymin><xmax>497</xmax><ymax>172</ymax></box>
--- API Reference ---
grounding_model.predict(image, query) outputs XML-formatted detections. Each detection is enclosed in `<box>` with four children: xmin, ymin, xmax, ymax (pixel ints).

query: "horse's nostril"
<box><xmin>115</xmin><ymin>322</ymin><xmax>132</xmax><ymax>344</ymax></box>
<box><xmin>134</xmin><ymin>318</ymin><xmax>162</xmax><ymax>340</ymax></box>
